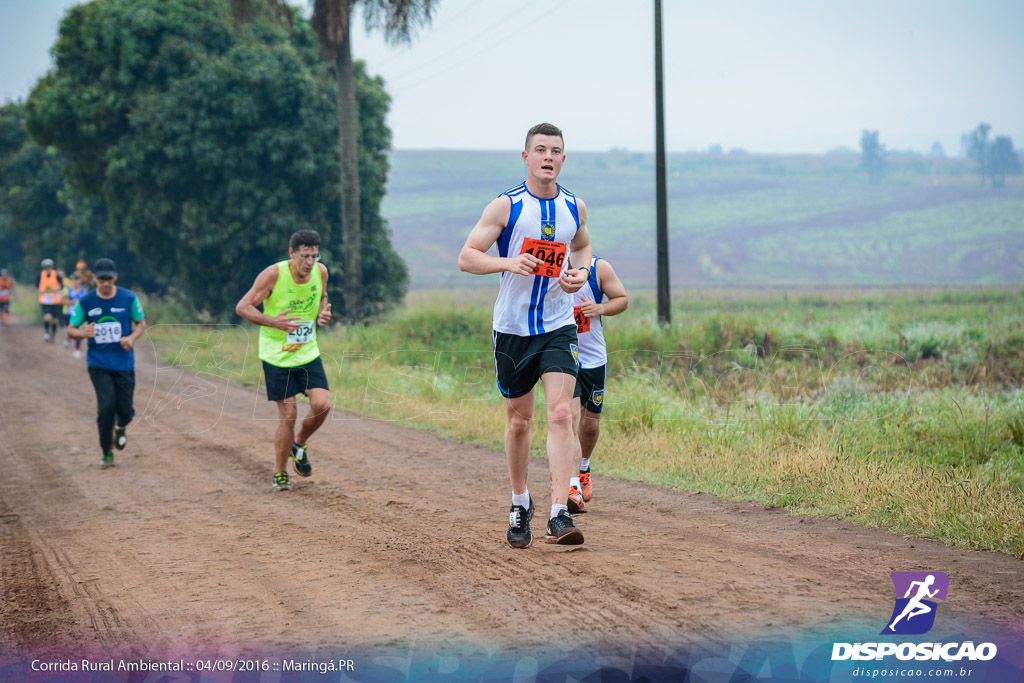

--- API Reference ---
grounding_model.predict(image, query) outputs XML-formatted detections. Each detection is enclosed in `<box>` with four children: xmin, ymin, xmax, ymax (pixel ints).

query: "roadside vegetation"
<box><xmin>126</xmin><ymin>286</ymin><xmax>1024</xmax><ymax>558</ymax></box>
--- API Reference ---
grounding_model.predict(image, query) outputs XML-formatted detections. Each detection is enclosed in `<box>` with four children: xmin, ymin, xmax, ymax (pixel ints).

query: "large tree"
<box><xmin>26</xmin><ymin>0</ymin><xmax>407</xmax><ymax>318</ymax></box>
<box><xmin>312</xmin><ymin>0</ymin><xmax>435</xmax><ymax>322</ymax></box>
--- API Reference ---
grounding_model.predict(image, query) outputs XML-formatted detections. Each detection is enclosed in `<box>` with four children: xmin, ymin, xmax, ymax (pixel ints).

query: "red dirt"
<box><xmin>1</xmin><ymin>319</ymin><xmax>1021</xmax><ymax>664</ymax></box>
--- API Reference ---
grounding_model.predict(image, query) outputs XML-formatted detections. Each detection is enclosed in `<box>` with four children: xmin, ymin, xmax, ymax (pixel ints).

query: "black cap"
<box><xmin>93</xmin><ymin>258</ymin><xmax>117</xmax><ymax>278</ymax></box>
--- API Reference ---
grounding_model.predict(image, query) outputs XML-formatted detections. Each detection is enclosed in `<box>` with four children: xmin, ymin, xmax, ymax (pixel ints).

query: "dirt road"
<box><xmin>1</xmin><ymin>319</ymin><xmax>1022</xmax><ymax>671</ymax></box>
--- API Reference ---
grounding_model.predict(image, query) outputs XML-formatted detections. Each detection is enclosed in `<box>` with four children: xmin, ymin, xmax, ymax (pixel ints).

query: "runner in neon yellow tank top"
<box><xmin>236</xmin><ymin>230</ymin><xmax>333</xmax><ymax>491</ymax></box>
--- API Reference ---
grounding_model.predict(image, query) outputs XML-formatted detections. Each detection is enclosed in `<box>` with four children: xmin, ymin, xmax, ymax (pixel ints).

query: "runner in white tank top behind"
<box><xmin>458</xmin><ymin>123</ymin><xmax>593</xmax><ymax>548</ymax></box>
<box><xmin>568</xmin><ymin>255</ymin><xmax>629</xmax><ymax>511</ymax></box>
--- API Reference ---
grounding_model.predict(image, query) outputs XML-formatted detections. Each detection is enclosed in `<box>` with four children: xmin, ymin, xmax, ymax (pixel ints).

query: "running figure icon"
<box><xmin>888</xmin><ymin>574</ymin><xmax>939</xmax><ymax>631</ymax></box>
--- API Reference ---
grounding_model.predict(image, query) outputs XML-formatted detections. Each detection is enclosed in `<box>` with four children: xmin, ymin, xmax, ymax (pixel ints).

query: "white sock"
<box><xmin>550</xmin><ymin>503</ymin><xmax>567</xmax><ymax>519</ymax></box>
<box><xmin>512</xmin><ymin>490</ymin><xmax>530</xmax><ymax>509</ymax></box>
<box><xmin>570</xmin><ymin>476</ymin><xmax>581</xmax><ymax>491</ymax></box>
<box><xmin>580</xmin><ymin>457</ymin><xmax>591</xmax><ymax>472</ymax></box>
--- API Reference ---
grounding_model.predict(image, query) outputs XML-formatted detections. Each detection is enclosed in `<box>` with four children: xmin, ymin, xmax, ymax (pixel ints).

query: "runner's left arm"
<box><xmin>559</xmin><ymin>199</ymin><xmax>592</xmax><ymax>294</ymax></box>
<box><xmin>120</xmin><ymin>296</ymin><xmax>146</xmax><ymax>350</ymax></box>
<box><xmin>316</xmin><ymin>263</ymin><xmax>332</xmax><ymax>326</ymax></box>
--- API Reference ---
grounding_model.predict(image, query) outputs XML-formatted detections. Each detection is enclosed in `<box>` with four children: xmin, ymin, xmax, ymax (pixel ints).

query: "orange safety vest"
<box><xmin>0</xmin><ymin>276</ymin><xmax>12</xmax><ymax>302</ymax></box>
<box><xmin>38</xmin><ymin>270</ymin><xmax>62</xmax><ymax>305</ymax></box>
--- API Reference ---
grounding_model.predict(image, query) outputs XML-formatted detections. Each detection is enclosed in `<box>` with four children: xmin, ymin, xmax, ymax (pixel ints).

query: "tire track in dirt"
<box><xmin>1</xmin><ymin>319</ymin><xmax>1022</xmax><ymax>661</ymax></box>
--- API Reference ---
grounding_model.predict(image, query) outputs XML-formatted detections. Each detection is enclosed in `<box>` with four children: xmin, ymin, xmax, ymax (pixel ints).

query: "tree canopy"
<box><xmin>0</xmin><ymin>101</ymin><xmax>156</xmax><ymax>285</ymax></box>
<box><xmin>859</xmin><ymin>130</ymin><xmax>885</xmax><ymax>184</ymax></box>
<box><xmin>23</xmin><ymin>0</ymin><xmax>406</xmax><ymax>319</ymax></box>
<box><xmin>962</xmin><ymin>123</ymin><xmax>1020</xmax><ymax>188</ymax></box>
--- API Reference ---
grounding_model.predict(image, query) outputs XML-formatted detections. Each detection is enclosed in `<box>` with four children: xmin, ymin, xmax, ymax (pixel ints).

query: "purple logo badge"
<box><xmin>881</xmin><ymin>571</ymin><xmax>949</xmax><ymax>635</ymax></box>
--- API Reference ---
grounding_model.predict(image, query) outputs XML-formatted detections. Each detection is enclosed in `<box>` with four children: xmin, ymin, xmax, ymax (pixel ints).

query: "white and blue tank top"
<box><xmin>572</xmin><ymin>256</ymin><xmax>607</xmax><ymax>368</ymax></box>
<box><xmin>492</xmin><ymin>183</ymin><xmax>581</xmax><ymax>337</ymax></box>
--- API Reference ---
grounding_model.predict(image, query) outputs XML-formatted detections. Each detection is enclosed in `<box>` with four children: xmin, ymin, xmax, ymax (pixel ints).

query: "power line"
<box><xmin>383</xmin><ymin>0</ymin><xmax>544</xmax><ymax>88</ymax></box>
<box><xmin>359</xmin><ymin>0</ymin><xmax>489</xmax><ymax>71</ymax></box>
<box><xmin>387</xmin><ymin>0</ymin><xmax>566</xmax><ymax>93</ymax></box>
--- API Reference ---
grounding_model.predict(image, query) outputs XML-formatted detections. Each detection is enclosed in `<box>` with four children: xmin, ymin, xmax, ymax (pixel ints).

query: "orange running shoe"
<box><xmin>567</xmin><ymin>486</ymin><xmax>587</xmax><ymax>514</ymax></box>
<box><xmin>579</xmin><ymin>469</ymin><xmax>593</xmax><ymax>502</ymax></box>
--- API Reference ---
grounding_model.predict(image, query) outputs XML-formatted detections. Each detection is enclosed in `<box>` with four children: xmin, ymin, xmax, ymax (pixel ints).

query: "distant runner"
<box><xmin>74</xmin><ymin>260</ymin><xmax>95</xmax><ymax>291</ymax></box>
<box><xmin>458</xmin><ymin>123</ymin><xmax>592</xmax><ymax>547</ymax></box>
<box><xmin>235</xmin><ymin>230</ymin><xmax>333</xmax><ymax>492</ymax></box>
<box><xmin>37</xmin><ymin>258</ymin><xmax>63</xmax><ymax>342</ymax></box>
<box><xmin>63</xmin><ymin>274</ymin><xmax>88</xmax><ymax>357</ymax></box>
<box><xmin>67</xmin><ymin>258</ymin><xmax>147</xmax><ymax>468</ymax></box>
<box><xmin>0</xmin><ymin>268</ymin><xmax>12</xmax><ymax>326</ymax></box>
<box><xmin>568</xmin><ymin>255</ymin><xmax>628</xmax><ymax>510</ymax></box>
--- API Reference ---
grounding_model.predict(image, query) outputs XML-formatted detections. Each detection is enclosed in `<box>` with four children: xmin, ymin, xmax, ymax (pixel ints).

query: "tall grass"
<box><xmin>140</xmin><ymin>287</ymin><xmax>1024</xmax><ymax>557</ymax></box>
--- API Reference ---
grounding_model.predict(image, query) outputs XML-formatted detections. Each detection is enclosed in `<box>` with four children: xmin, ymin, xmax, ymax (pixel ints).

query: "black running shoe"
<box><xmin>290</xmin><ymin>442</ymin><xmax>312</xmax><ymax>477</ymax></box>
<box><xmin>114</xmin><ymin>426</ymin><xmax>127</xmax><ymax>451</ymax></box>
<box><xmin>506</xmin><ymin>496</ymin><xmax>534</xmax><ymax>549</ymax></box>
<box><xmin>545</xmin><ymin>510</ymin><xmax>584</xmax><ymax>545</ymax></box>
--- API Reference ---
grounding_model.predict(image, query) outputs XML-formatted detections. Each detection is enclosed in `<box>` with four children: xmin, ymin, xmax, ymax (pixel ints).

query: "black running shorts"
<box><xmin>493</xmin><ymin>324</ymin><xmax>579</xmax><ymax>399</ymax></box>
<box><xmin>574</xmin><ymin>364</ymin><xmax>607</xmax><ymax>414</ymax></box>
<box><xmin>262</xmin><ymin>356</ymin><xmax>330</xmax><ymax>402</ymax></box>
<box><xmin>41</xmin><ymin>303</ymin><xmax>62</xmax><ymax>318</ymax></box>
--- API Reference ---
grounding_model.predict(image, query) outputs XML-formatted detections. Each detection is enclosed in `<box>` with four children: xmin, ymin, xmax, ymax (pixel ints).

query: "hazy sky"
<box><xmin>2</xmin><ymin>0</ymin><xmax>1022</xmax><ymax>155</ymax></box>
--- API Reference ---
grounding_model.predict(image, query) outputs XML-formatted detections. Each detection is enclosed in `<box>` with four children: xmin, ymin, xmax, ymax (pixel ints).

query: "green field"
<box><xmin>131</xmin><ymin>287</ymin><xmax>1024</xmax><ymax>558</ymax></box>
<box><xmin>382</xmin><ymin>150</ymin><xmax>1024</xmax><ymax>288</ymax></box>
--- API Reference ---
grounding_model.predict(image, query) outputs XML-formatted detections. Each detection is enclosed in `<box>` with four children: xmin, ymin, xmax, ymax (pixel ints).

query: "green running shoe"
<box><xmin>271</xmin><ymin>470</ymin><xmax>290</xmax><ymax>491</ymax></box>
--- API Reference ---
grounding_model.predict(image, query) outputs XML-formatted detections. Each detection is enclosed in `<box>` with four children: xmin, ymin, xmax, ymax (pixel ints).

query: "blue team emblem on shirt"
<box><xmin>592</xmin><ymin>389</ymin><xmax>604</xmax><ymax>407</ymax></box>
<box><xmin>541</xmin><ymin>220</ymin><xmax>556</xmax><ymax>240</ymax></box>
<box><xmin>569</xmin><ymin>343</ymin><xmax>579</xmax><ymax>366</ymax></box>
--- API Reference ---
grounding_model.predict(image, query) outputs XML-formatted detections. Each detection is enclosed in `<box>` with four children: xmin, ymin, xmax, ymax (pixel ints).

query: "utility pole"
<box><xmin>654</xmin><ymin>0</ymin><xmax>671</xmax><ymax>324</ymax></box>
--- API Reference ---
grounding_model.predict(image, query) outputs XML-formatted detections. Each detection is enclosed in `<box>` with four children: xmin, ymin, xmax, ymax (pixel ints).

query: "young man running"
<box><xmin>0</xmin><ymin>268</ymin><xmax>12</xmax><ymax>326</ymax></box>
<box><xmin>459</xmin><ymin>123</ymin><xmax>593</xmax><ymax>547</ymax></box>
<box><xmin>236</xmin><ymin>230</ymin><xmax>332</xmax><ymax>492</ymax></box>
<box><xmin>568</xmin><ymin>255</ymin><xmax>628</xmax><ymax>510</ymax></box>
<box><xmin>37</xmin><ymin>258</ymin><xmax>63</xmax><ymax>342</ymax></box>
<box><xmin>67</xmin><ymin>258</ymin><xmax>146</xmax><ymax>468</ymax></box>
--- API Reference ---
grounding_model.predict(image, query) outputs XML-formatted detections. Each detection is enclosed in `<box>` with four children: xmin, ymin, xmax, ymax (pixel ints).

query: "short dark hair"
<box><xmin>525</xmin><ymin>123</ymin><xmax>563</xmax><ymax>151</ymax></box>
<box><xmin>290</xmin><ymin>230</ymin><xmax>321</xmax><ymax>251</ymax></box>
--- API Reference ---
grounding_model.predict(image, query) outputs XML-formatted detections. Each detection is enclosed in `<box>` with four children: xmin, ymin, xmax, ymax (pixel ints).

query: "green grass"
<box><xmin>141</xmin><ymin>287</ymin><xmax>1024</xmax><ymax>558</ymax></box>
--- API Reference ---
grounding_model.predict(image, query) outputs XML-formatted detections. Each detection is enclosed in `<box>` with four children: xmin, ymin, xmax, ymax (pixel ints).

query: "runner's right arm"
<box><xmin>235</xmin><ymin>265</ymin><xmax>302</xmax><ymax>332</ymax></box>
<box><xmin>579</xmin><ymin>258</ymin><xmax>629</xmax><ymax>318</ymax></box>
<box><xmin>458</xmin><ymin>196</ymin><xmax>541</xmax><ymax>276</ymax></box>
<box><xmin>66</xmin><ymin>300</ymin><xmax>94</xmax><ymax>339</ymax></box>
